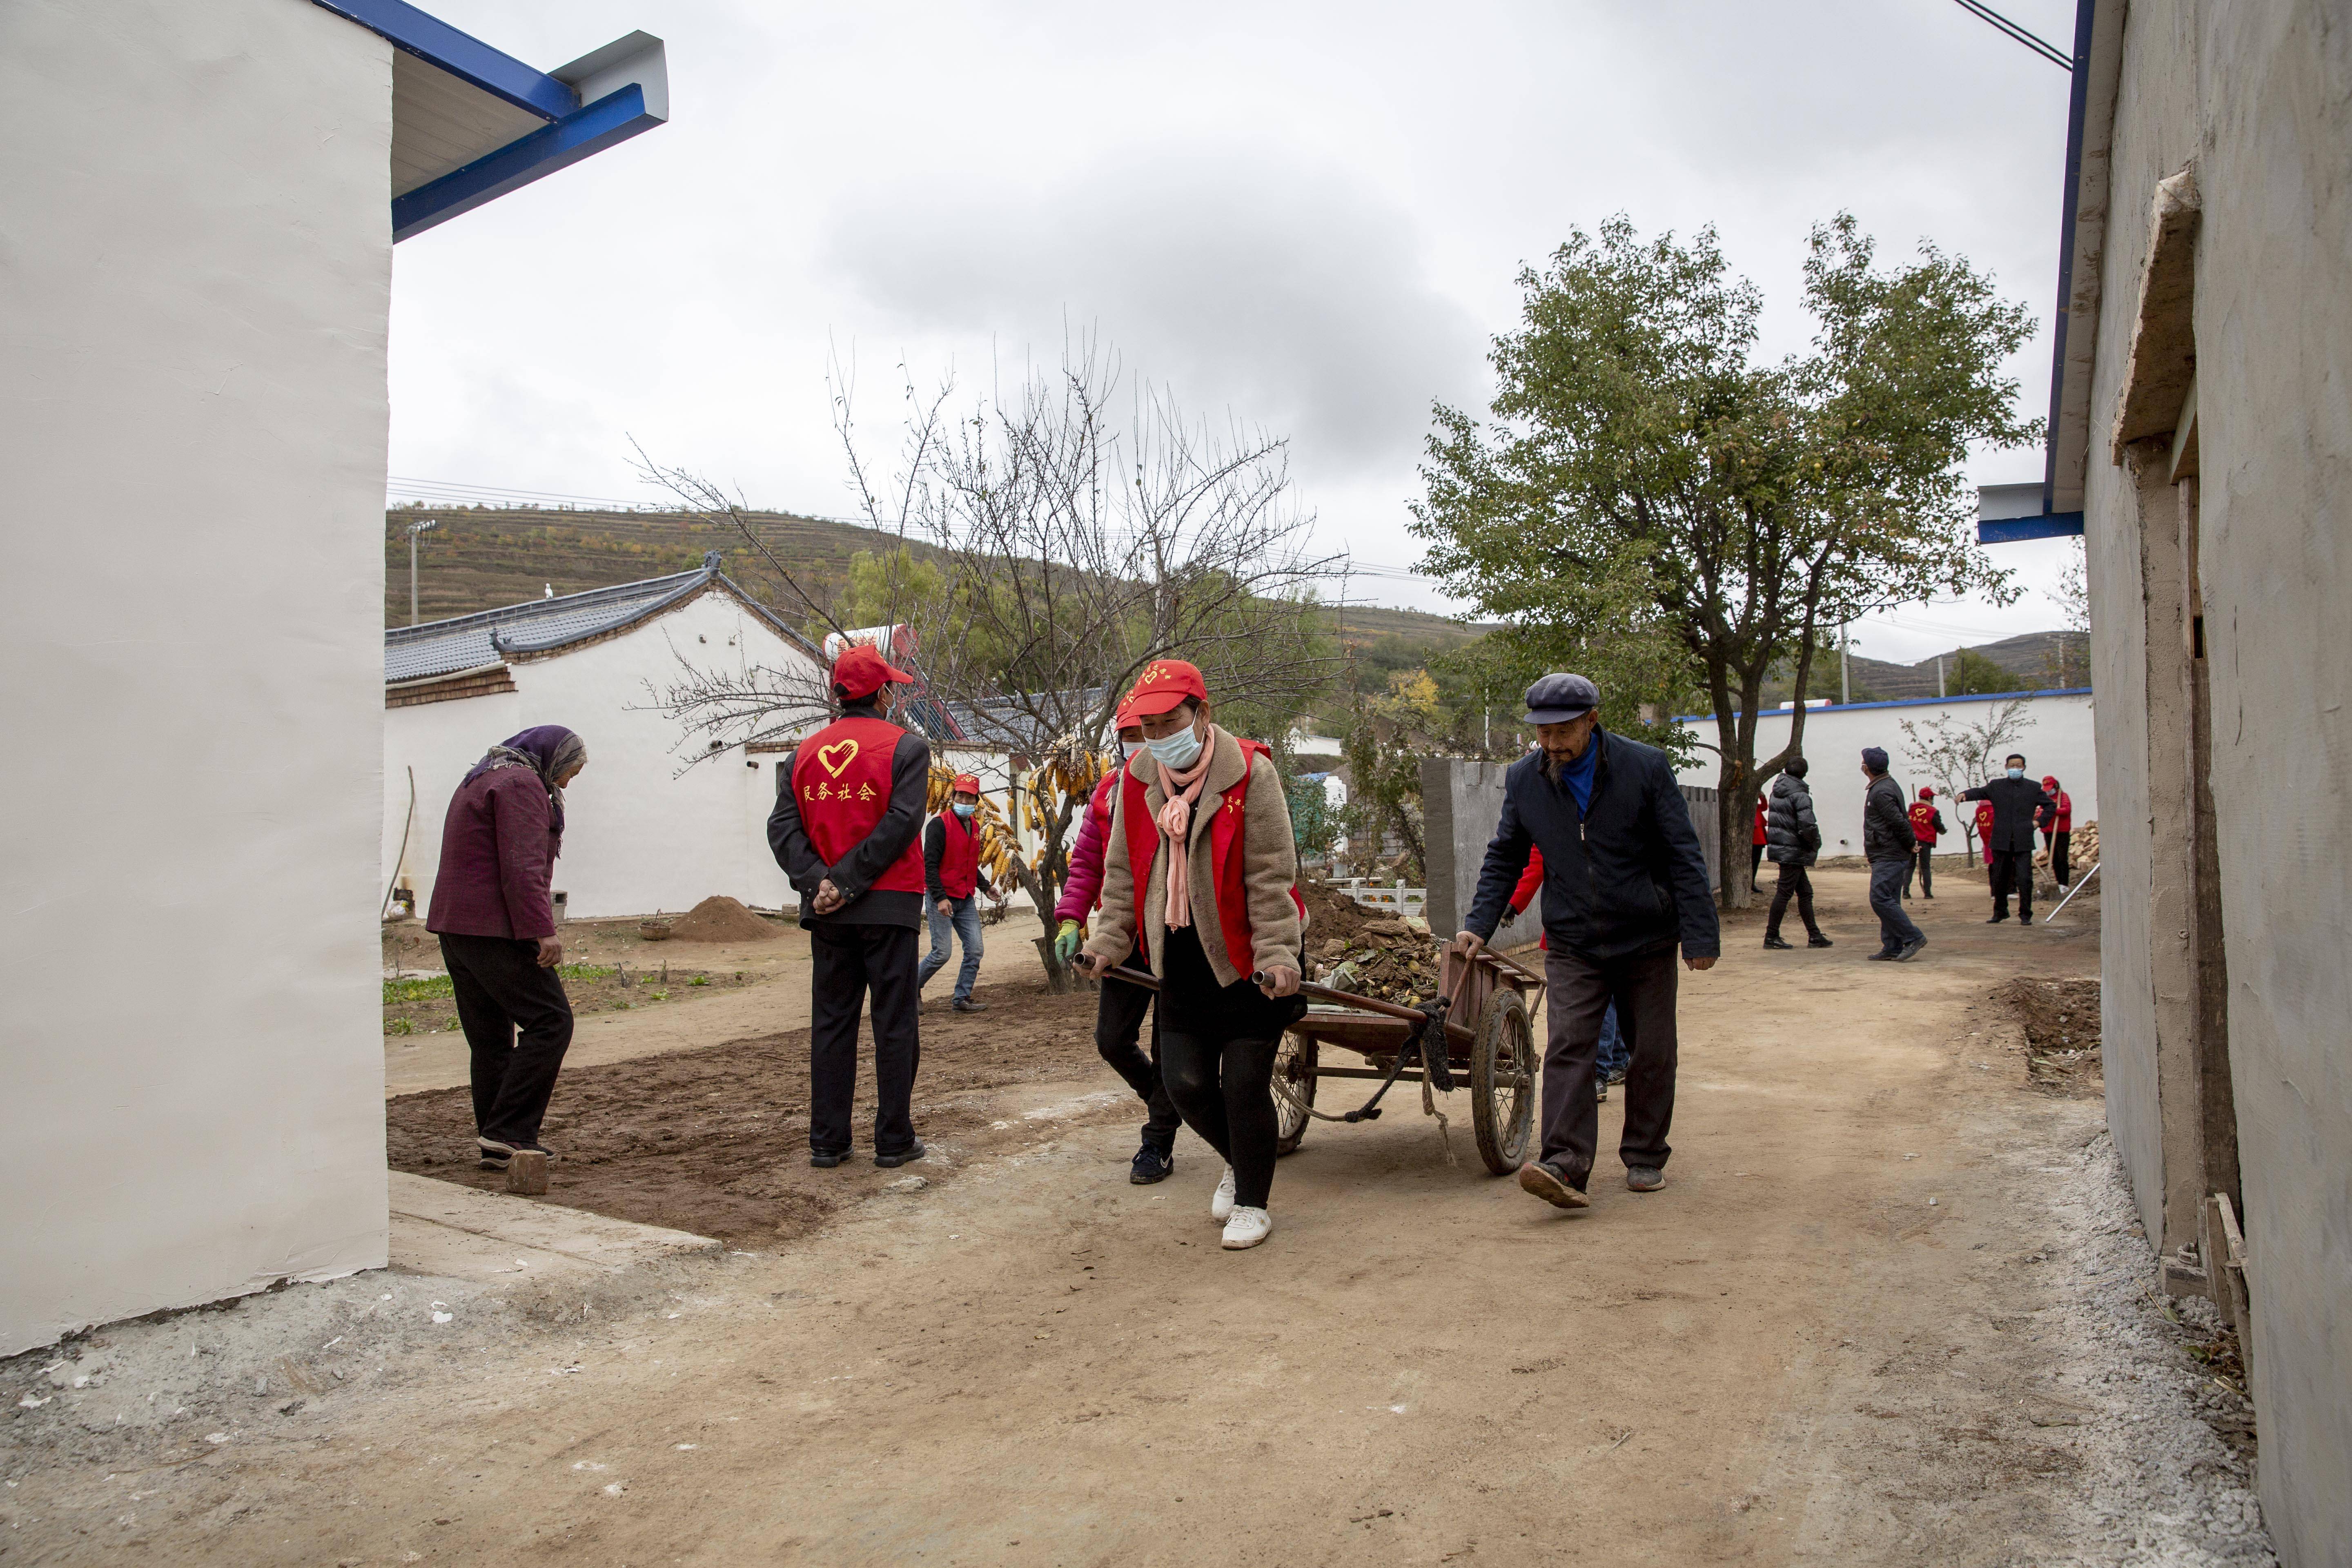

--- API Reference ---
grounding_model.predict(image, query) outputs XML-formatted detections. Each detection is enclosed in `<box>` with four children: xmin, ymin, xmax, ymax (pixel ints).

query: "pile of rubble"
<box><xmin>2035</xmin><ymin>817</ymin><xmax>2098</xmax><ymax>874</ymax></box>
<box><xmin>1310</xmin><ymin>915</ymin><xmax>1441</xmax><ymax>1006</ymax></box>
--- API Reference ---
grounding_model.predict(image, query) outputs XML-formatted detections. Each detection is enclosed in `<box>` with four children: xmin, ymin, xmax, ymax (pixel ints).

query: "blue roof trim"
<box><xmin>311</xmin><ymin>0</ymin><xmax>576</xmax><ymax>119</ymax></box>
<box><xmin>393</xmin><ymin>84</ymin><xmax>657</xmax><ymax>243</ymax></box>
<box><xmin>1978</xmin><ymin>511</ymin><xmax>2086</xmax><ymax>543</ymax></box>
<box><xmin>1673</xmin><ymin>687</ymin><xmax>2092</xmax><ymax>723</ymax></box>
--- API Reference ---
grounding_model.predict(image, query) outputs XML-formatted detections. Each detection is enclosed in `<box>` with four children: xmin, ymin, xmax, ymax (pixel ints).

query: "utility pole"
<box><xmin>1839</xmin><ymin>622</ymin><xmax>1850</xmax><ymax>705</ymax></box>
<box><xmin>405</xmin><ymin>517</ymin><xmax>438</xmax><ymax>625</ymax></box>
<box><xmin>1938</xmin><ymin>654</ymin><xmax>1947</xmax><ymax>698</ymax></box>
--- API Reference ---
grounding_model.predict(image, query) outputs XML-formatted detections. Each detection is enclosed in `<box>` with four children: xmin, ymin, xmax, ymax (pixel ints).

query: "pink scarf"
<box><xmin>1153</xmin><ymin>729</ymin><xmax>1216</xmax><ymax>930</ymax></box>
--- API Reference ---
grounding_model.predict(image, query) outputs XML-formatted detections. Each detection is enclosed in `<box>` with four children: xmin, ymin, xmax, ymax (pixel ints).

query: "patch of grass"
<box><xmin>383</xmin><ymin>975</ymin><xmax>452</xmax><ymax>1006</ymax></box>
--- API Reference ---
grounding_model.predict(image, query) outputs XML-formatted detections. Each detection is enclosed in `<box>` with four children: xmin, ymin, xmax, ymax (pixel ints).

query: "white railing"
<box><xmin>1330</xmin><ymin>878</ymin><xmax>1427</xmax><ymax>916</ymax></box>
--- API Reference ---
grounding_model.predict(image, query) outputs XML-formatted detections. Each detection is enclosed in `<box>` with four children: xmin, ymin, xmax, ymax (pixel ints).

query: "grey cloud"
<box><xmin>820</xmin><ymin>146</ymin><xmax>1487</xmax><ymax>479</ymax></box>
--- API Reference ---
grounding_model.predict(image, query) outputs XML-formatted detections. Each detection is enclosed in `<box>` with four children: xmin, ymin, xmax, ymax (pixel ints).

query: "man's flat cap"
<box><xmin>1523</xmin><ymin>672</ymin><xmax>1599</xmax><ymax>723</ymax></box>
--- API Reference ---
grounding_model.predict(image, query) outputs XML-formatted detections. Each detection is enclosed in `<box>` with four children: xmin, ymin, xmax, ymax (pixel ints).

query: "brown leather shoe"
<box><xmin>1517</xmin><ymin>1161</ymin><xmax>1591</xmax><ymax>1209</ymax></box>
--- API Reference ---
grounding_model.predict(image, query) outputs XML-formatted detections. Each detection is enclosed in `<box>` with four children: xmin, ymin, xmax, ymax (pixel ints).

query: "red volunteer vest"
<box><xmin>1120</xmin><ymin>738</ymin><xmax>1303</xmax><ymax>978</ymax></box>
<box><xmin>1909</xmin><ymin>801</ymin><xmax>1940</xmax><ymax>844</ymax></box>
<box><xmin>791</xmin><ymin>715</ymin><xmax>926</xmax><ymax>894</ymax></box>
<box><xmin>937</xmin><ymin>808</ymin><xmax>981</xmax><ymax>898</ymax></box>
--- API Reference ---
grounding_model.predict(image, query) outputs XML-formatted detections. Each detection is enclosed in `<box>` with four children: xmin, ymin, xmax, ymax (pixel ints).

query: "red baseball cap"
<box><xmin>1919</xmin><ymin>787</ymin><xmax>1935</xmax><ymax>800</ymax></box>
<box><xmin>831</xmin><ymin>643</ymin><xmax>914</xmax><ymax>699</ymax></box>
<box><xmin>950</xmin><ymin>773</ymin><xmax>980</xmax><ymax>793</ymax></box>
<box><xmin>1123</xmin><ymin>658</ymin><xmax>1208</xmax><ymax>717</ymax></box>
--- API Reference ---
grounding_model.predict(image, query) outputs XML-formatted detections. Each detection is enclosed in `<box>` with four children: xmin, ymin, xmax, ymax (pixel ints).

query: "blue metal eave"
<box><xmin>392</xmin><ymin>85</ymin><xmax>656</xmax><ymax>242</ymax></box>
<box><xmin>1978</xmin><ymin>512</ymin><xmax>2086</xmax><ymax>544</ymax></box>
<box><xmin>312</xmin><ymin>0</ymin><xmax>576</xmax><ymax>120</ymax></box>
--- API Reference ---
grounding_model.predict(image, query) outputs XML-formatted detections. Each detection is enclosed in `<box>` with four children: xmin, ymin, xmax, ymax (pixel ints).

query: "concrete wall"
<box><xmin>2083</xmin><ymin>4</ymin><xmax>2352</xmax><ymax>1559</ymax></box>
<box><xmin>1673</xmin><ymin>693</ymin><xmax>2098</xmax><ymax>861</ymax></box>
<box><xmin>0</xmin><ymin>0</ymin><xmax>394</xmax><ymax>1354</ymax></box>
<box><xmin>387</xmin><ymin>592</ymin><xmax>822</xmax><ymax>920</ymax></box>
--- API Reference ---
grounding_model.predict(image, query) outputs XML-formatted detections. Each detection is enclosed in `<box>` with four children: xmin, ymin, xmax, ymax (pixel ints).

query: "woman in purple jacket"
<box><xmin>426</xmin><ymin>725</ymin><xmax>587</xmax><ymax>1169</ymax></box>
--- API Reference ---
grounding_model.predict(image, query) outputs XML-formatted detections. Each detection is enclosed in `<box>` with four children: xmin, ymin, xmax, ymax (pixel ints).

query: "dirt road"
<box><xmin>7</xmin><ymin>873</ymin><xmax>2271</xmax><ymax>1564</ymax></box>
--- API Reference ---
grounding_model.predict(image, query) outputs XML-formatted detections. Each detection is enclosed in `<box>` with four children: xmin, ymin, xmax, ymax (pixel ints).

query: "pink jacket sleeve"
<box><xmin>1054</xmin><ymin>771</ymin><xmax>1118</xmax><ymax>924</ymax></box>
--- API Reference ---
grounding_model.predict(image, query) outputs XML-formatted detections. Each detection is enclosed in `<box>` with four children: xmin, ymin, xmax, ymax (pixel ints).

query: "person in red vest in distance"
<box><xmin>767</xmin><ymin>643</ymin><xmax>933</xmax><ymax>1169</ymax></box>
<box><xmin>1053</xmin><ymin>699</ymin><xmax>1186</xmax><ymax>1184</ymax></box>
<box><xmin>1905</xmin><ymin>787</ymin><xmax>1947</xmax><ymax>900</ymax></box>
<box><xmin>1751</xmin><ymin>794</ymin><xmax>1768</xmax><ymax>893</ymax></box>
<box><xmin>1074</xmin><ymin>659</ymin><xmax>1305</xmax><ymax>1251</ymax></box>
<box><xmin>918</xmin><ymin>773</ymin><xmax>998</xmax><ymax>1013</ymax></box>
<box><xmin>2037</xmin><ymin>774</ymin><xmax>2075</xmax><ymax>889</ymax></box>
<box><xmin>1974</xmin><ymin>797</ymin><xmax>1997</xmax><ymax>868</ymax></box>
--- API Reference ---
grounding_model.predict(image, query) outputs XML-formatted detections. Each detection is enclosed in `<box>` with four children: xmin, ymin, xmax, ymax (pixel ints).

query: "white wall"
<box><xmin>0</xmin><ymin>0</ymin><xmax>394</xmax><ymax>1354</ymax></box>
<box><xmin>1673</xmin><ymin>693</ymin><xmax>2097</xmax><ymax>859</ymax></box>
<box><xmin>388</xmin><ymin>592</ymin><xmax>820</xmax><ymax>920</ymax></box>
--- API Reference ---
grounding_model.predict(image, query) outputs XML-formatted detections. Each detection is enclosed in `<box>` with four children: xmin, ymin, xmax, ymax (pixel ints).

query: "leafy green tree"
<box><xmin>1412</xmin><ymin>214</ymin><xmax>2036</xmax><ymax>904</ymax></box>
<box><xmin>1950</xmin><ymin>647</ymin><xmax>2015</xmax><ymax>695</ymax></box>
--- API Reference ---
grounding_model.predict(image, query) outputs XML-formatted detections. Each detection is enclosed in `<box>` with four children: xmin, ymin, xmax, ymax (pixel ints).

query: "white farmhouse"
<box><xmin>386</xmin><ymin>554</ymin><xmax>827</xmax><ymax>920</ymax></box>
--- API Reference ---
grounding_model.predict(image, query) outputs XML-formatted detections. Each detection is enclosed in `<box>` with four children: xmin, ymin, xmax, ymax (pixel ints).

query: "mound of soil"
<box><xmin>2001</xmin><ymin>976</ymin><xmax>2103</xmax><ymax>1096</ymax></box>
<box><xmin>1297</xmin><ymin>879</ymin><xmax>1376</xmax><ymax>944</ymax></box>
<box><xmin>385</xmin><ymin>979</ymin><xmax>1104</xmax><ymax>1243</ymax></box>
<box><xmin>668</xmin><ymin>895</ymin><xmax>781</xmax><ymax>942</ymax></box>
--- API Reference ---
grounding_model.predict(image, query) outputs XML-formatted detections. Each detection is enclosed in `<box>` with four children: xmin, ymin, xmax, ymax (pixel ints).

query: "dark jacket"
<box><xmin>1464</xmin><ymin>730</ymin><xmax>1720</xmax><ymax>961</ymax></box>
<box><xmin>426</xmin><ymin>766</ymin><xmax>559</xmax><ymax>940</ymax></box>
<box><xmin>1863</xmin><ymin>775</ymin><xmax>1914</xmax><ymax>863</ymax></box>
<box><xmin>1763</xmin><ymin>773</ymin><xmax>1822</xmax><ymax>866</ymax></box>
<box><xmin>766</xmin><ymin>698</ymin><xmax>933</xmax><ymax>929</ymax></box>
<box><xmin>1959</xmin><ymin>775</ymin><xmax>2059</xmax><ymax>854</ymax></box>
<box><xmin>923</xmin><ymin>813</ymin><xmax>997</xmax><ymax>903</ymax></box>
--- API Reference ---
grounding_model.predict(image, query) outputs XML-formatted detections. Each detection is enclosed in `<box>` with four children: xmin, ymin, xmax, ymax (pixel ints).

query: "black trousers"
<box><xmin>439</xmin><ymin>932</ymin><xmax>574</xmax><ymax>1147</ymax></box>
<box><xmin>1159</xmin><ymin>1029</ymin><xmax>1280</xmax><ymax>1209</ymax></box>
<box><xmin>1990</xmin><ymin>849</ymin><xmax>2036</xmax><ymax>921</ymax></box>
<box><xmin>1748</xmin><ymin>842</ymin><xmax>1764</xmax><ymax>889</ymax></box>
<box><xmin>1097</xmin><ymin>947</ymin><xmax>1183</xmax><ymax>1153</ymax></box>
<box><xmin>1902</xmin><ymin>843</ymin><xmax>1936</xmax><ymax>898</ymax></box>
<box><xmin>2046</xmin><ymin>830</ymin><xmax>2071</xmax><ymax>886</ymax></box>
<box><xmin>1539</xmin><ymin>944</ymin><xmax>1679</xmax><ymax>1186</ymax></box>
<box><xmin>1764</xmin><ymin>860</ymin><xmax>1821</xmax><ymax>940</ymax></box>
<box><xmin>808</xmin><ymin>923</ymin><xmax>921</xmax><ymax>1157</ymax></box>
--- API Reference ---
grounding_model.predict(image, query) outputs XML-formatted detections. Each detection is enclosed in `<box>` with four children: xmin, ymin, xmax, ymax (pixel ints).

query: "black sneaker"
<box><xmin>809</xmin><ymin>1149</ymin><xmax>848</xmax><ymax>1169</ymax></box>
<box><xmin>1517</xmin><ymin>1160</ymin><xmax>1590</xmax><ymax>1209</ymax></box>
<box><xmin>478</xmin><ymin>1138</ymin><xmax>555</xmax><ymax>1170</ymax></box>
<box><xmin>1626</xmin><ymin>1165</ymin><xmax>1666</xmax><ymax>1193</ymax></box>
<box><xmin>1603</xmin><ymin>1067</ymin><xmax>1628</xmax><ymax>1088</ymax></box>
<box><xmin>874</xmin><ymin>1139</ymin><xmax>928</xmax><ymax>1169</ymax></box>
<box><xmin>1896</xmin><ymin>935</ymin><xmax>1929</xmax><ymax>962</ymax></box>
<box><xmin>1762</xmin><ymin>935</ymin><xmax>1793</xmax><ymax>950</ymax></box>
<box><xmin>1866</xmin><ymin>950</ymin><xmax>1898</xmax><ymax>962</ymax></box>
<box><xmin>951</xmin><ymin>998</ymin><xmax>989</xmax><ymax>1013</ymax></box>
<box><xmin>1129</xmin><ymin>1145</ymin><xmax>1175</xmax><ymax>1185</ymax></box>
<box><xmin>1808</xmin><ymin>934</ymin><xmax>1834</xmax><ymax>948</ymax></box>
<box><xmin>1986</xmin><ymin>913</ymin><xmax>2009</xmax><ymax>924</ymax></box>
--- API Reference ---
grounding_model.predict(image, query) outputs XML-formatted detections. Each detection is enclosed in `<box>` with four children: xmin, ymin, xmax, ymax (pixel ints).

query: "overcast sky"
<box><xmin>390</xmin><ymin>0</ymin><xmax>2086</xmax><ymax>665</ymax></box>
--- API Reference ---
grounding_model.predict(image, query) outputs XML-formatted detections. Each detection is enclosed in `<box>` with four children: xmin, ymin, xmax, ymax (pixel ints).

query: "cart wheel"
<box><xmin>1272</xmin><ymin>1031</ymin><xmax>1318</xmax><ymax>1156</ymax></box>
<box><xmin>1470</xmin><ymin>990</ymin><xmax>1536</xmax><ymax>1175</ymax></box>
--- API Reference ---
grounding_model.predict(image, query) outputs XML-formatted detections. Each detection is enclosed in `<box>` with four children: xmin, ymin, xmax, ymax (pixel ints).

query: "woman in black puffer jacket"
<box><xmin>1762</xmin><ymin>758</ymin><xmax>1829</xmax><ymax>949</ymax></box>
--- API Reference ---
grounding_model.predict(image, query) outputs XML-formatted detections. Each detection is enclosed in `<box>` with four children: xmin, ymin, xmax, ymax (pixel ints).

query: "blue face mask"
<box><xmin>2006</xmin><ymin>766</ymin><xmax>2025</xmax><ymax>780</ymax></box>
<box><xmin>952</xmin><ymin>801</ymin><xmax>975</xmax><ymax>819</ymax></box>
<box><xmin>1146</xmin><ymin>722</ymin><xmax>1204</xmax><ymax>771</ymax></box>
<box><xmin>1121</xmin><ymin>738</ymin><xmax>1147</xmax><ymax>761</ymax></box>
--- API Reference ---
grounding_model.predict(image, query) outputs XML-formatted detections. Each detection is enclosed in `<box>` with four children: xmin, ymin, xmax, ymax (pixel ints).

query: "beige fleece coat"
<box><xmin>1084</xmin><ymin>725</ymin><xmax>1303</xmax><ymax>987</ymax></box>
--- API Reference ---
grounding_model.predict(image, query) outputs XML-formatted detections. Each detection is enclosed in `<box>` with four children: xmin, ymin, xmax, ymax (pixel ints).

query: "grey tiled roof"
<box><xmin>384</xmin><ymin>552</ymin><xmax>818</xmax><ymax>683</ymax></box>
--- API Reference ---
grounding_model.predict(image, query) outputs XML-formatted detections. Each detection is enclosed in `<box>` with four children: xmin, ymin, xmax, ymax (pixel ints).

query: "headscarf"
<box><xmin>1153</xmin><ymin>724</ymin><xmax>1218</xmax><ymax>931</ymax></box>
<box><xmin>463</xmin><ymin>725</ymin><xmax>587</xmax><ymax>837</ymax></box>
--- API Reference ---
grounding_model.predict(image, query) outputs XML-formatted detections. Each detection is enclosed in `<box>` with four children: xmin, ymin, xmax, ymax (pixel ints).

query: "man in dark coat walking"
<box><xmin>1960</xmin><ymin>754</ymin><xmax>2058</xmax><ymax>925</ymax></box>
<box><xmin>1862</xmin><ymin>747</ymin><xmax>1928</xmax><ymax>962</ymax></box>
<box><xmin>1761</xmin><ymin>757</ymin><xmax>1829</xmax><ymax>949</ymax></box>
<box><xmin>1456</xmin><ymin>673</ymin><xmax>1719</xmax><ymax>1209</ymax></box>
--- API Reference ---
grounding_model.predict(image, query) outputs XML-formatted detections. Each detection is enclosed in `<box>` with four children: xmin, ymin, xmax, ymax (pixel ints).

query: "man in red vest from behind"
<box><xmin>767</xmin><ymin>644</ymin><xmax>933</xmax><ymax>1168</ymax></box>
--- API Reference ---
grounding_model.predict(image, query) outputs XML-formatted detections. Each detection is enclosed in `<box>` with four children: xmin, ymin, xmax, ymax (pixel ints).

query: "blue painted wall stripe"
<box><xmin>392</xmin><ymin>85</ymin><xmax>655</xmax><ymax>242</ymax></box>
<box><xmin>312</xmin><ymin>0</ymin><xmax>575</xmax><ymax>120</ymax></box>
<box><xmin>1978</xmin><ymin>512</ymin><xmax>2087</xmax><ymax>543</ymax></box>
<box><xmin>1673</xmin><ymin>686</ymin><xmax>2092</xmax><ymax>724</ymax></box>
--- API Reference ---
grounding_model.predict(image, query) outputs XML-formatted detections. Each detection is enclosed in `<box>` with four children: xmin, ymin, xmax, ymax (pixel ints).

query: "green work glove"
<box><xmin>1054</xmin><ymin>920</ymin><xmax>1083</xmax><ymax>964</ymax></box>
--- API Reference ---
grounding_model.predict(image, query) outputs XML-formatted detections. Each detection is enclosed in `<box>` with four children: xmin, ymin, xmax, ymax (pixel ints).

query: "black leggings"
<box><xmin>1158</xmin><ymin>1029</ymin><xmax>1280</xmax><ymax>1209</ymax></box>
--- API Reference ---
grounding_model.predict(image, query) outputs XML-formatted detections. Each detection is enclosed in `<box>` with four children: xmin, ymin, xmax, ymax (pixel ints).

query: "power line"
<box><xmin>1947</xmin><ymin>0</ymin><xmax>2073</xmax><ymax>70</ymax></box>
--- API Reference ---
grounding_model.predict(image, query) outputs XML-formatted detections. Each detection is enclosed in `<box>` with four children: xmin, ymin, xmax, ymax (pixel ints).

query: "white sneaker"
<box><xmin>1221</xmin><ymin>1206</ymin><xmax>1272</xmax><ymax>1250</ymax></box>
<box><xmin>1210</xmin><ymin>1165</ymin><xmax>1236</xmax><ymax>1222</ymax></box>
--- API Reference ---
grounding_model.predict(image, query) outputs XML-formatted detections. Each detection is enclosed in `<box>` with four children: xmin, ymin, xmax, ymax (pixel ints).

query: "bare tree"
<box><xmin>636</xmin><ymin>338</ymin><xmax>1350</xmax><ymax>986</ymax></box>
<box><xmin>1898</xmin><ymin>697</ymin><xmax>2035</xmax><ymax>861</ymax></box>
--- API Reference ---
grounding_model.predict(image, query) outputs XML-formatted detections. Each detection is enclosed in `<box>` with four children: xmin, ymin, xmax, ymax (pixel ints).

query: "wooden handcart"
<box><xmin>1108</xmin><ymin>941</ymin><xmax>1545</xmax><ymax>1176</ymax></box>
